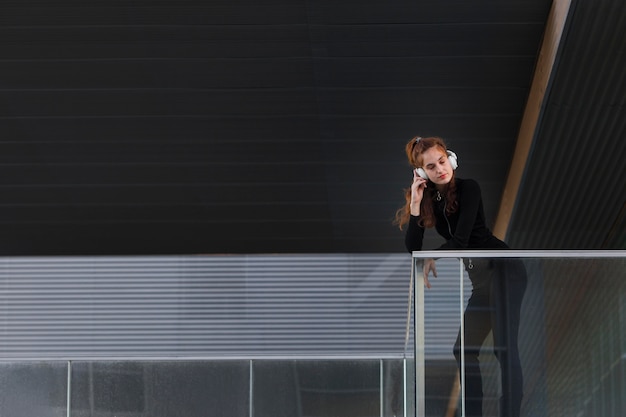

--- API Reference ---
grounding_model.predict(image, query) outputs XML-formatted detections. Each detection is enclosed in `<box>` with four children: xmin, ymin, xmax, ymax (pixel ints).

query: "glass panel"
<box><xmin>421</xmin><ymin>258</ymin><xmax>467</xmax><ymax>417</ymax></box>
<box><xmin>252</xmin><ymin>359</ymin><xmax>413</xmax><ymax>417</ymax></box>
<box><xmin>528</xmin><ymin>257</ymin><xmax>625</xmax><ymax>417</ymax></box>
<box><xmin>0</xmin><ymin>362</ymin><xmax>67</xmax><ymax>417</ymax></box>
<box><xmin>70</xmin><ymin>361</ymin><xmax>250</xmax><ymax>417</ymax></box>
<box><xmin>255</xmin><ymin>360</ymin><xmax>381</xmax><ymax>417</ymax></box>
<box><xmin>384</xmin><ymin>358</ymin><xmax>415</xmax><ymax>417</ymax></box>
<box><xmin>413</xmin><ymin>254</ymin><xmax>625</xmax><ymax>417</ymax></box>
<box><xmin>251</xmin><ymin>360</ymin><xmax>300</xmax><ymax>417</ymax></box>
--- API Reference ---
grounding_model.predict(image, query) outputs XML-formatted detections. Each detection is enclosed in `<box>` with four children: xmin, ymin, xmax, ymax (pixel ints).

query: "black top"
<box><xmin>405</xmin><ymin>178</ymin><xmax>509</xmax><ymax>252</ymax></box>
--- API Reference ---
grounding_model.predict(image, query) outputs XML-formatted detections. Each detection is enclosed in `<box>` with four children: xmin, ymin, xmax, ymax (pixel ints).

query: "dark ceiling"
<box><xmin>506</xmin><ymin>0</ymin><xmax>625</xmax><ymax>250</ymax></box>
<box><xmin>0</xmin><ymin>0</ymin><xmax>623</xmax><ymax>255</ymax></box>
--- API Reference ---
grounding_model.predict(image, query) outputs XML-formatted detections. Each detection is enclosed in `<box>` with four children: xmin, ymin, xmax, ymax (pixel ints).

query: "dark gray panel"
<box><xmin>508</xmin><ymin>0</ymin><xmax>626</xmax><ymax>249</ymax></box>
<box><xmin>0</xmin><ymin>0</ymin><xmax>554</xmax><ymax>254</ymax></box>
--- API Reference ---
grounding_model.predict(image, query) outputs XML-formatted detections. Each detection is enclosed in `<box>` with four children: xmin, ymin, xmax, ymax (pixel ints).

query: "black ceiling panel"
<box><xmin>507</xmin><ymin>0</ymin><xmax>626</xmax><ymax>250</ymax></box>
<box><xmin>8</xmin><ymin>0</ymin><xmax>621</xmax><ymax>255</ymax></box>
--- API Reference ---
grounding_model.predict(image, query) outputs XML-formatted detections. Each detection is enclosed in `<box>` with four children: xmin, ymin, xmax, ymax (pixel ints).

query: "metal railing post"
<box><xmin>459</xmin><ymin>258</ymin><xmax>465</xmax><ymax>417</ymax></box>
<box><xmin>412</xmin><ymin>257</ymin><xmax>425</xmax><ymax>416</ymax></box>
<box><xmin>66</xmin><ymin>360</ymin><xmax>72</xmax><ymax>417</ymax></box>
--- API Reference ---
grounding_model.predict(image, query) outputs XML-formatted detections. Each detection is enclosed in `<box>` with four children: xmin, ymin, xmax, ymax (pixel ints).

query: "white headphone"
<box><xmin>415</xmin><ymin>150</ymin><xmax>458</xmax><ymax>180</ymax></box>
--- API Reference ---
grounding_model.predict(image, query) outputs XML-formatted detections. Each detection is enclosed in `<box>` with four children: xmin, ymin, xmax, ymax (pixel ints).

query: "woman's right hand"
<box><xmin>410</xmin><ymin>169</ymin><xmax>428</xmax><ymax>216</ymax></box>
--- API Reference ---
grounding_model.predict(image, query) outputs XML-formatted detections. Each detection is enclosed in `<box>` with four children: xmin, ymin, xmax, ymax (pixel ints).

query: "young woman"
<box><xmin>395</xmin><ymin>136</ymin><xmax>528</xmax><ymax>417</ymax></box>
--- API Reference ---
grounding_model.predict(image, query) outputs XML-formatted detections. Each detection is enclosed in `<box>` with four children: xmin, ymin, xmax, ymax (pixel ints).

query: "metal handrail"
<box><xmin>412</xmin><ymin>249</ymin><xmax>625</xmax><ymax>259</ymax></box>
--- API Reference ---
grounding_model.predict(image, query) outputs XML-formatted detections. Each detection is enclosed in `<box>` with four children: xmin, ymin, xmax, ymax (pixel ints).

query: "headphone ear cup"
<box><xmin>416</xmin><ymin>168</ymin><xmax>428</xmax><ymax>179</ymax></box>
<box><xmin>447</xmin><ymin>150</ymin><xmax>458</xmax><ymax>170</ymax></box>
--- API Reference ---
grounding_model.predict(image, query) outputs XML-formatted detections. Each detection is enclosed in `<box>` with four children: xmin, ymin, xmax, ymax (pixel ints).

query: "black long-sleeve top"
<box><xmin>405</xmin><ymin>178</ymin><xmax>509</xmax><ymax>252</ymax></box>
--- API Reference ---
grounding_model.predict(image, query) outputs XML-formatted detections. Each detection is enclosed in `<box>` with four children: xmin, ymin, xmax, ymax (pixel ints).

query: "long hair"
<box><xmin>393</xmin><ymin>136</ymin><xmax>458</xmax><ymax>230</ymax></box>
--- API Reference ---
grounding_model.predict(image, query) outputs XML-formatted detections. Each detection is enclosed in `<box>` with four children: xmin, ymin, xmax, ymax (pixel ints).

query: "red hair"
<box><xmin>394</xmin><ymin>136</ymin><xmax>458</xmax><ymax>229</ymax></box>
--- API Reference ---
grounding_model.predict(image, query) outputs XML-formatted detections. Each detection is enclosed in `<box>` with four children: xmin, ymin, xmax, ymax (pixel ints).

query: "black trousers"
<box><xmin>453</xmin><ymin>258</ymin><xmax>528</xmax><ymax>417</ymax></box>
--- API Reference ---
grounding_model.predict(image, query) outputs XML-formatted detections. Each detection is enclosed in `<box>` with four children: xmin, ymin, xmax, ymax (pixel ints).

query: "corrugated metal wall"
<box><xmin>0</xmin><ymin>253</ymin><xmax>468</xmax><ymax>359</ymax></box>
<box><xmin>0</xmin><ymin>254</ymin><xmax>468</xmax><ymax>358</ymax></box>
<box><xmin>0</xmin><ymin>254</ymin><xmax>472</xmax><ymax>359</ymax></box>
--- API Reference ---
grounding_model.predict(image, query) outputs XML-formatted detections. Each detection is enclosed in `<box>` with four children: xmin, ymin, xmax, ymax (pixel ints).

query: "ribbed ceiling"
<box><xmin>507</xmin><ymin>0</ymin><xmax>626</xmax><ymax>249</ymax></box>
<box><xmin>2</xmin><ymin>1</ymin><xmax>622</xmax><ymax>254</ymax></box>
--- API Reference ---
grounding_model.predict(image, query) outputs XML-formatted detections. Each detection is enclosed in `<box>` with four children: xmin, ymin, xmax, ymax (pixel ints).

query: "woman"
<box><xmin>394</xmin><ymin>136</ymin><xmax>527</xmax><ymax>417</ymax></box>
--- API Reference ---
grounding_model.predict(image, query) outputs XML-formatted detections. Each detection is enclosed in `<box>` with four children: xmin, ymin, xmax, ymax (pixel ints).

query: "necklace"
<box><xmin>436</xmin><ymin>191</ymin><xmax>442</xmax><ymax>201</ymax></box>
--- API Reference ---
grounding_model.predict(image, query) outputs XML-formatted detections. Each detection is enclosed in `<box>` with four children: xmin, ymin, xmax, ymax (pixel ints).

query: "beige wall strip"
<box><xmin>493</xmin><ymin>0</ymin><xmax>573</xmax><ymax>240</ymax></box>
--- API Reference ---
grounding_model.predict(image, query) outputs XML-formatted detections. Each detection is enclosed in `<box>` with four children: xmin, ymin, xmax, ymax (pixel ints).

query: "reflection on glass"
<box><xmin>0</xmin><ymin>362</ymin><xmax>67</xmax><ymax>417</ymax></box>
<box><xmin>417</xmin><ymin>255</ymin><xmax>625</xmax><ymax>417</ymax></box>
<box><xmin>253</xmin><ymin>359</ymin><xmax>412</xmax><ymax>417</ymax></box>
<box><xmin>71</xmin><ymin>361</ymin><xmax>250</xmax><ymax>417</ymax></box>
<box><xmin>67</xmin><ymin>359</ymin><xmax>412</xmax><ymax>417</ymax></box>
<box><xmin>424</xmin><ymin>257</ymin><xmax>530</xmax><ymax>417</ymax></box>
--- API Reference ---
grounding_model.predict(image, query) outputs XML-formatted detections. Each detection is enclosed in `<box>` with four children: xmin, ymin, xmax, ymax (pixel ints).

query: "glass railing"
<box><xmin>0</xmin><ymin>251</ymin><xmax>623</xmax><ymax>417</ymax></box>
<box><xmin>0</xmin><ymin>358</ymin><xmax>412</xmax><ymax>417</ymax></box>
<box><xmin>0</xmin><ymin>254</ymin><xmax>416</xmax><ymax>417</ymax></box>
<box><xmin>411</xmin><ymin>250</ymin><xmax>625</xmax><ymax>417</ymax></box>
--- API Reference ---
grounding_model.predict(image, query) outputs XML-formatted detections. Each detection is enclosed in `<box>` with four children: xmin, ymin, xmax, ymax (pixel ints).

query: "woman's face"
<box><xmin>420</xmin><ymin>146</ymin><xmax>454</xmax><ymax>187</ymax></box>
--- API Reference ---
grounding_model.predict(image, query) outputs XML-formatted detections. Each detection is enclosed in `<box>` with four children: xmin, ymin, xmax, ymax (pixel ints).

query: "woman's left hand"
<box><xmin>422</xmin><ymin>258</ymin><xmax>437</xmax><ymax>289</ymax></box>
